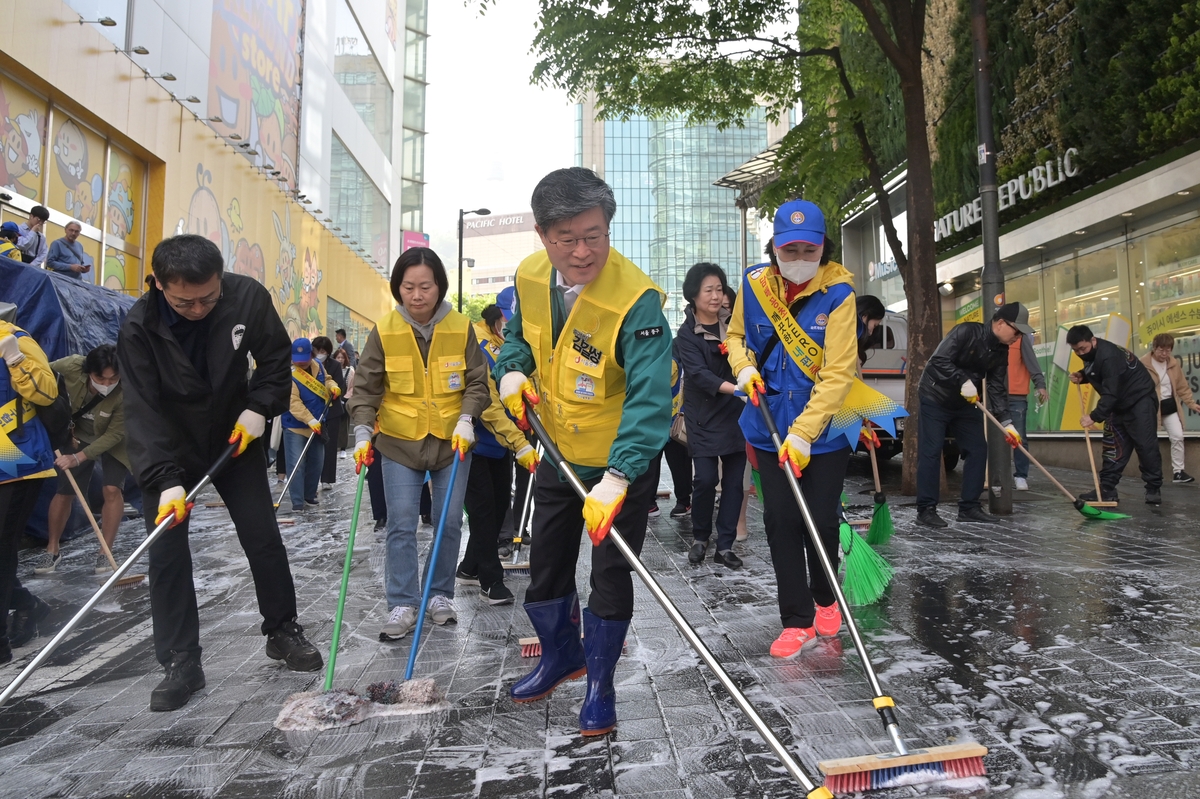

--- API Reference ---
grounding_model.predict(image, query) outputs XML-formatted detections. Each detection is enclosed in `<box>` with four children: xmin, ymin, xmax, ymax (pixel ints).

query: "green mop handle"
<box><xmin>323</xmin><ymin>462</ymin><xmax>368</xmax><ymax>691</ymax></box>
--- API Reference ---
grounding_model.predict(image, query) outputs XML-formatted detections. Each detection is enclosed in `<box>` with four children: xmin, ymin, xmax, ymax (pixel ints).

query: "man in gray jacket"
<box><xmin>1007</xmin><ymin>335</ymin><xmax>1047</xmax><ymax>490</ymax></box>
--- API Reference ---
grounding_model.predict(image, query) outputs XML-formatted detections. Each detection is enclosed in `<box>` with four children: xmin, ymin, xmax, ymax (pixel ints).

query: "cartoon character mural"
<box><xmin>272</xmin><ymin>209</ymin><xmax>321</xmax><ymax>339</ymax></box>
<box><xmin>181</xmin><ymin>164</ymin><xmax>231</xmax><ymax>264</ymax></box>
<box><xmin>53</xmin><ymin>118</ymin><xmax>102</xmax><ymax>226</ymax></box>
<box><xmin>107</xmin><ymin>164</ymin><xmax>136</xmax><ymax>241</ymax></box>
<box><xmin>0</xmin><ymin>81</ymin><xmax>44</xmax><ymax>199</ymax></box>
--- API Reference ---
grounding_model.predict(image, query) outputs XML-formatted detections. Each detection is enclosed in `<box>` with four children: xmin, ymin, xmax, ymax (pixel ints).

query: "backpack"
<box><xmin>15</xmin><ymin>370</ymin><xmax>74</xmax><ymax>451</ymax></box>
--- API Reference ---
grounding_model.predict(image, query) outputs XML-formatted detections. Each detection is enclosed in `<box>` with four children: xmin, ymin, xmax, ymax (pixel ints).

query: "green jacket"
<box><xmin>50</xmin><ymin>354</ymin><xmax>129</xmax><ymax>470</ymax></box>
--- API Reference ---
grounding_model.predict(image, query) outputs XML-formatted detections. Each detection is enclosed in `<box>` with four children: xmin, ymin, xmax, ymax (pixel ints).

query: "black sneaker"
<box><xmin>670</xmin><ymin>502</ymin><xmax>690</xmax><ymax>518</ymax></box>
<box><xmin>648</xmin><ymin>502</ymin><xmax>661</xmax><ymax>519</ymax></box>
<box><xmin>1146</xmin><ymin>489</ymin><xmax>1162</xmax><ymax>505</ymax></box>
<box><xmin>456</xmin><ymin>565</ymin><xmax>480</xmax><ymax>586</ymax></box>
<box><xmin>481</xmin><ymin>582</ymin><xmax>515</xmax><ymax>606</ymax></box>
<box><xmin>9</xmin><ymin>596</ymin><xmax>50</xmax><ymax>648</ymax></box>
<box><xmin>304</xmin><ymin>498</ymin><xmax>319</xmax><ymax>508</ymax></box>
<box><xmin>957</xmin><ymin>506</ymin><xmax>1000</xmax><ymax>523</ymax></box>
<box><xmin>687</xmin><ymin>540</ymin><xmax>708</xmax><ymax>564</ymax></box>
<box><xmin>714</xmin><ymin>550</ymin><xmax>743</xmax><ymax>569</ymax></box>
<box><xmin>374</xmin><ymin>518</ymin><xmax>387</xmax><ymax>531</ymax></box>
<box><xmin>421</xmin><ymin>514</ymin><xmax>432</xmax><ymax>526</ymax></box>
<box><xmin>916</xmin><ymin>508</ymin><xmax>948</xmax><ymax>528</ymax></box>
<box><xmin>1174</xmin><ymin>471</ymin><xmax>1195</xmax><ymax>484</ymax></box>
<box><xmin>150</xmin><ymin>651</ymin><xmax>206</xmax><ymax>712</ymax></box>
<box><xmin>1080</xmin><ymin>488</ymin><xmax>1118</xmax><ymax>503</ymax></box>
<box><xmin>265</xmin><ymin>620</ymin><xmax>323</xmax><ymax>672</ymax></box>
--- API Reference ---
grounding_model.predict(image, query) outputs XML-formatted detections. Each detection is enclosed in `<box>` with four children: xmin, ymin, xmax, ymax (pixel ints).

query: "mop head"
<box><xmin>1073</xmin><ymin>499</ymin><xmax>1131</xmax><ymax>520</ymax></box>
<box><xmin>839</xmin><ymin>522</ymin><xmax>893</xmax><ymax>606</ymax></box>
<box><xmin>819</xmin><ymin>742</ymin><xmax>987</xmax><ymax>793</ymax></box>
<box><xmin>866</xmin><ymin>492</ymin><xmax>895</xmax><ymax>546</ymax></box>
<box><xmin>274</xmin><ymin>679</ymin><xmax>448</xmax><ymax>730</ymax></box>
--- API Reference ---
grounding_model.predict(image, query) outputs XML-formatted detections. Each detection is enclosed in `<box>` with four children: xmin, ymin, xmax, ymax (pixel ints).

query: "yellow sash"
<box><xmin>292</xmin><ymin>365</ymin><xmax>331</xmax><ymax>403</ymax></box>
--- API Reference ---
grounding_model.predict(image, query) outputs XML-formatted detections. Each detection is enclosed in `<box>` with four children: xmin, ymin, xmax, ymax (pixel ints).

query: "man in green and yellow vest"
<box><xmin>493</xmin><ymin>167</ymin><xmax>672</xmax><ymax>737</ymax></box>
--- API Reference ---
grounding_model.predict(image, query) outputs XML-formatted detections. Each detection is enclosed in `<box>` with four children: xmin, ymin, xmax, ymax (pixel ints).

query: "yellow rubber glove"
<box><xmin>352</xmin><ymin>425</ymin><xmax>374</xmax><ymax>474</ymax></box>
<box><xmin>515</xmin><ymin>444</ymin><xmax>539</xmax><ymax>473</ymax></box>
<box><xmin>308</xmin><ymin>418</ymin><xmax>323</xmax><ymax>436</ymax></box>
<box><xmin>779</xmin><ymin>430</ymin><xmax>812</xmax><ymax>478</ymax></box>
<box><xmin>583</xmin><ymin>471</ymin><xmax>629</xmax><ymax>546</ymax></box>
<box><xmin>1003</xmin><ymin>422</ymin><xmax>1022</xmax><ymax>449</ymax></box>
<box><xmin>499</xmin><ymin>371</ymin><xmax>538</xmax><ymax>431</ymax></box>
<box><xmin>155</xmin><ymin>486</ymin><xmax>192</xmax><ymax>529</ymax></box>
<box><xmin>736</xmin><ymin>366</ymin><xmax>766</xmax><ymax>406</ymax></box>
<box><xmin>329</xmin><ymin>384</ymin><xmax>341</xmax><ymax>400</ymax></box>
<box><xmin>227</xmin><ymin>409</ymin><xmax>266</xmax><ymax>457</ymax></box>
<box><xmin>452</xmin><ymin>416</ymin><xmax>475</xmax><ymax>459</ymax></box>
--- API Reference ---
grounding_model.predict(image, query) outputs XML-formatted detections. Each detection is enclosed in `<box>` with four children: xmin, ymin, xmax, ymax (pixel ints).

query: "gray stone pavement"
<box><xmin>2</xmin><ymin>452</ymin><xmax>1200</xmax><ymax>797</ymax></box>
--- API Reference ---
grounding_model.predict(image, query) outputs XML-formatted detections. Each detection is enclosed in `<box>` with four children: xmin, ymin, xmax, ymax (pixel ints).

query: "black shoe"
<box><xmin>916</xmin><ymin>508</ymin><xmax>948</xmax><ymax>528</ymax></box>
<box><xmin>1079</xmin><ymin>488</ymin><xmax>1118</xmax><ymax>503</ymax></box>
<box><xmin>304</xmin><ymin>498</ymin><xmax>319</xmax><ymax>507</ymax></box>
<box><xmin>421</xmin><ymin>514</ymin><xmax>432</xmax><ymax>526</ymax></box>
<box><xmin>456</xmin><ymin>565</ymin><xmax>480</xmax><ymax>586</ymax></box>
<box><xmin>670</xmin><ymin>502</ymin><xmax>690</xmax><ymax>518</ymax></box>
<box><xmin>687</xmin><ymin>540</ymin><xmax>708</xmax><ymax>565</ymax></box>
<box><xmin>150</xmin><ymin>651</ymin><xmax>206</xmax><ymax>712</ymax></box>
<box><xmin>1174</xmin><ymin>471</ymin><xmax>1195</xmax><ymax>484</ymax></box>
<box><xmin>957</xmin><ymin>506</ymin><xmax>1000</xmax><ymax>523</ymax></box>
<box><xmin>9</xmin><ymin>596</ymin><xmax>50</xmax><ymax>648</ymax></box>
<box><xmin>1146</xmin><ymin>489</ymin><xmax>1162</xmax><ymax>505</ymax></box>
<box><xmin>481</xmin><ymin>582</ymin><xmax>515</xmax><ymax>605</ymax></box>
<box><xmin>374</xmin><ymin>518</ymin><xmax>386</xmax><ymax>531</ymax></box>
<box><xmin>714</xmin><ymin>550</ymin><xmax>743</xmax><ymax>569</ymax></box>
<box><xmin>0</xmin><ymin>639</ymin><xmax>11</xmax><ymax>665</ymax></box>
<box><xmin>497</xmin><ymin>542</ymin><xmax>513</xmax><ymax>559</ymax></box>
<box><xmin>265</xmin><ymin>620</ymin><xmax>323</xmax><ymax>672</ymax></box>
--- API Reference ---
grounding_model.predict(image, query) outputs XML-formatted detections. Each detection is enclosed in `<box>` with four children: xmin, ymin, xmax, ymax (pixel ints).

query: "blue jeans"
<box><xmin>1009</xmin><ymin>396</ymin><xmax>1029</xmax><ymax>478</ymax></box>
<box><xmin>284</xmin><ymin>430</ymin><xmax>325</xmax><ymax>510</ymax></box>
<box><xmin>916</xmin><ymin>395</ymin><xmax>987</xmax><ymax>513</ymax></box>
<box><xmin>381</xmin><ymin>452</ymin><xmax>472</xmax><ymax>610</ymax></box>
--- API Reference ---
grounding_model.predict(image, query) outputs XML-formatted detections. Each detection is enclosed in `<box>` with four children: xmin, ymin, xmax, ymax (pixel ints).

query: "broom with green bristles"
<box><xmin>861</xmin><ymin>424</ymin><xmax>895</xmax><ymax>545</ymax></box>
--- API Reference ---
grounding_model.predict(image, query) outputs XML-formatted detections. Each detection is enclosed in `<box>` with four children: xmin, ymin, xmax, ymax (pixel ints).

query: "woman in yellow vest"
<box><xmin>347</xmin><ymin>247</ymin><xmax>491</xmax><ymax>640</ymax></box>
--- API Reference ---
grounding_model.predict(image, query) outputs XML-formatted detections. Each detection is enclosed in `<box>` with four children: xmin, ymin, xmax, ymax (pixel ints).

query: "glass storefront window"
<box><xmin>1006</xmin><ymin>268</ymin><xmax>1044</xmax><ymax>343</ymax></box>
<box><xmin>403</xmin><ymin>79</ymin><xmax>425</xmax><ymax>132</ymax></box>
<box><xmin>330</xmin><ymin>135</ymin><xmax>390</xmax><ymax>266</ymax></box>
<box><xmin>334</xmin><ymin>0</ymin><xmax>394</xmax><ymax>152</ymax></box>
<box><xmin>1047</xmin><ymin>248</ymin><xmax>1122</xmax><ymax>332</ymax></box>
<box><xmin>1131</xmin><ymin>216</ymin><xmax>1200</xmax><ymax>347</ymax></box>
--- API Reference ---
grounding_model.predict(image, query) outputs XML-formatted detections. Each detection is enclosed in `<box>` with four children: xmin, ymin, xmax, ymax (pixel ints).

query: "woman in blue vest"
<box><xmin>280</xmin><ymin>338</ymin><xmax>340</xmax><ymax>512</ymax></box>
<box><xmin>0</xmin><ymin>323</ymin><xmax>58</xmax><ymax>661</ymax></box>
<box><xmin>725</xmin><ymin>199</ymin><xmax>858</xmax><ymax>659</ymax></box>
<box><xmin>347</xmin><ymin>247</ymin><xmax>491</xmax><ymax>639</ymax></box>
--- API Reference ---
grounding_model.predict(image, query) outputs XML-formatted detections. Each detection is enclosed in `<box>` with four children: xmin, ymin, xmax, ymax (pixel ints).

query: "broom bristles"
<box><xmin>866</xmin><ymin>498</ymin><xmax>895</xmax><ymax>546</ymax></box>
<box><xmin>839</xmin><ymin>522</ymin><xmax>893</xmax><ymax>606</ymax></box>
<box><xmin>820</xmin><ymin>742</ymin><xmax>987</xmax><ymax>792</ymax></box>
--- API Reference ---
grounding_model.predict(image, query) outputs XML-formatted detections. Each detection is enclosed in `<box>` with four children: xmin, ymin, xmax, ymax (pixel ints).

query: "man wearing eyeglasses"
<box><xmin>492</xmin><ymin>167</ymin><xmax>672</xmax><ymax>738</ymax></box>
<box><xmin>118</xmin><ymin>233</ymin><xmax>322</xmax><ymax>712</ymax></box>
<box><xmin>914</xmin><ymin>302</ymin><xmax>1030</xmax><ymax>528</ymax></box>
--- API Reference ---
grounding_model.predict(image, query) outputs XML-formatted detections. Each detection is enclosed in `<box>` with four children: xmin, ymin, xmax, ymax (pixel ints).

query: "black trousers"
<box><xmin>143</xmin><ymin>443</ymin><xmax>298</xmax><ymax>666</ymax></box>
<box><xmin>0</xmin><ymin>478</ymin><xmax>47</xmax><ymax>642</ymax></box>
<box><xmin>525</xmin><ymin>456</ymin><xmax>660</xmax><ymax>620</ymax></box>
<box><xmin>1100</xmin><ymin>393</ymin><xmax>1164</xmax><ymax>490</ymax></box>
<box><xmin>755</xmin><ymin>447</ymin><xmax>849</xmax><ymax>629</ymax></box>
<box><xmin>692</xmin><ymin>450</ymin><xmax>747</xmax><ymax>551</ymax></box>
<box><xmin>660</xmin><ymin>439</ymin><xmax>692</xmax><ymax>503</ymax></box>
<box><xmin>321</xmin><ymin>416</ymin><xmax>343</xmax><ymax>483</ymax></box>
<box><xmin>461</xmin><ymin>452</ymin><xmax>512</xmax><ymax>589</ymax></box>
<box><xmin>916</xmin><ymin>396</ymin><xmax>987</xmax><ymax>512</ymax></box>
<box><xmin>367</xmin><ymin>446</ymin><xmax>387</xmax><ymax>522</ymax></box>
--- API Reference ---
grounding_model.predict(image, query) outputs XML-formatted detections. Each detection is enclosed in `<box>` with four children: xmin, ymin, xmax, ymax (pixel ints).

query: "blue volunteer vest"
<box><xmin>0</xmin><ymin>331</ymin><xmax>55</xmax><ymax>482</ymax></box>
<box><xmin>738</xmin><ymin>265</ymin><xmax>855</xmax><ymax>455</ymax></box>
<box><xmin>281</xmin><ymin>362</ymin><xmax>329</xmax><ymax>431</ymax></box>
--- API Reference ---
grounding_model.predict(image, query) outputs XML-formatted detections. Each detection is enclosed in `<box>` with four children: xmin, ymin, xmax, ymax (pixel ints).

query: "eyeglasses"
<box><xmin>164</xmin><ymin>289</ymin><xmax>222</xmax><ymax>310</ymax></box>
<box><xmin>548</xmin><ymin>231</ymin><xmax>609</xmax><ymax>253</ymax></box>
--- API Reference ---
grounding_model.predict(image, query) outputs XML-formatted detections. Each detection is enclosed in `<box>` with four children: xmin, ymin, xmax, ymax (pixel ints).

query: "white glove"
<box><xmin>960</xmin><ymin>379</ymin><xmax>978</xmax><ymax>402</ymax></box>
<box><xmin>514</xmin><ymin>444</ymin><xmax>539</xmax><ymax>473</ymax></box>
<box><xmin>499</xmin><ymin>371</ymin><xmax>530</xmax><ymax>401</ymax></box>
<box><xmin>0</xmin><ymin>335</ymin><xmax>25</xmax><ymax>367</ymax></box>
<box><xmin>452</xmin><ymin>415</ymin><xmax>475</xmax><ymax>457</ymax></box>
<box><xmin>499</xmin><ymin>371</ymin><xmax>537</xmax><ymax>430</ymax></box>
<box><xmin>155</xmin><ymin>485</ymin><xmax>190</xmax><ymax>528</ymax></box>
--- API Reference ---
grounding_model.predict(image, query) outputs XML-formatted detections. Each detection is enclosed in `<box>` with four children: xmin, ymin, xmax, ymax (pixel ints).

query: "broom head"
<box><xmin>839</xmin><ymin>523</ymin><xmax>893</xmax><ymax>606</ymax></box>
<box><xmin>819</xmin><ymin>742</ymin><xmax>987</xmax><ymax>793</ymax></box>
<box><xmin>1073</xmin><ymin>499</ymin><xmax>1131</xmax><ymax>520</ymax></box>
<box><xmin>866</xmin><ymin>493</ymin><xmax>894</xmax><ymax>546</ymax></box>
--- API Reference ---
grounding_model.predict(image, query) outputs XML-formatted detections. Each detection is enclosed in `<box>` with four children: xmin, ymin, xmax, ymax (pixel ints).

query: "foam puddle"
<box><xmin>274</xmin><ymin>679</ymin><xmax>450</xmax><ymax>731</ymax></box>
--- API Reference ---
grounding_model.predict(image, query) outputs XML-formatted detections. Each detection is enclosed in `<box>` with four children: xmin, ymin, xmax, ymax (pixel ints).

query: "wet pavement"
<box><xmin>3</xmin><ymin>452</ymin><xmax>1200</xmax><ymax>797</ymax></box>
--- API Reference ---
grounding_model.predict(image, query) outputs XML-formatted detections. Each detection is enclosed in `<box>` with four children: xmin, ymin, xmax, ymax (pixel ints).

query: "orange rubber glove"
<box><xmin>582</xmin><ymin>471</ymin><xmax>628</xmax><ymax>546</ymax></box>
<box><xmin>499</xmin><ymin>371</ymin><xmax>538</xmax><ymax>431</ymax></box>
<box><xmin>329</xmin><ymin>384</ymin><xmax>341</xmax><ymax>400</ymax></box>
<box><xmin>308</xmin><ymin>418</ymin><xmax>323</xmax><ymax>436</ymax></box>
<box><xmin>352</xmin><ymin>425</ymin><xmax>374</xmax><ymax>474</ymax></box>
<box><xmin>228</xmin><ymin>409</ymin><xmax>266</xmax><ymax>457</ymax></box>
<box><xmin>155</xmin><ymin>486</ymin><xmax>192</xmax><ymax>529</ymax></box>
<box><xmin>859</xmin><ymin>424</ymin><xmax>880</xmax><ymax>450</ymax></box>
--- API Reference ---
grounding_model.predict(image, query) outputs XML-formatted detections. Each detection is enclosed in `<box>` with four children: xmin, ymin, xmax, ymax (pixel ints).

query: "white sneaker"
<box><xmin>379</xmin><ymin>606</ymin><xmax>417</xmax><ymax>640</ymax></box>
<box><xmin>338</xmin><ymin>451</ymin><xmax>347</xmax><ymax>460</ymax></box>
<box><xmin>1014</xmin><ymin>477</ymin><xmax>1029</xmax><ymax>491</ymax></box>
<box><xmin>428</xmin><ymin>595</ymin><xmax>457</xmax><ymax>625</ymax></box>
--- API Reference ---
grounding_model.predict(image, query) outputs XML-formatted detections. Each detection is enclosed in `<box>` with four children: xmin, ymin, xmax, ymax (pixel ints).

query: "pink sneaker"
<box><xmin>770</xmin><ymin>627</ymin><xmax>817</xmax><ymax>658</ymax></box>
<box><xmin>814</xmin><ymin>602</ymin><xmax>842</xmax><ymax>637</ymax></box>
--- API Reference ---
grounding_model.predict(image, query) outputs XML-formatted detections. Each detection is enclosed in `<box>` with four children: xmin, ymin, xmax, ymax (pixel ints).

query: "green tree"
<box><xmin>485</xmin><ymin>0</ymin><xmax>943</xmax><ymax>491</ymax></box>
<box><xmin>450</xmin><ymin>293</ymin><xmax>497</xmax><ymax>323</ymax></box>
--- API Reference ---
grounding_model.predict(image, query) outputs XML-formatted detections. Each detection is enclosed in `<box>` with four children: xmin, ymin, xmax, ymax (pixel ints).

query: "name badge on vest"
<box><xmin>575</xmin><ymin>374</ymin><xmax>596</xmax><ymax>400</ymax></box>
<box><xmin>572</xmin><ymin>329</ymin><xmax>602</xmax><ymax>367</ymax></box>
<box><xmin>448</xmin><ymin>372</ymin><xmax>462</xmax><ymax>390</ymax></box>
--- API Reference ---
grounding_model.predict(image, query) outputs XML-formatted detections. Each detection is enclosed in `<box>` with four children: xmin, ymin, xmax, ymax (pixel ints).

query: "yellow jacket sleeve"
<box><xmin>724</xmin><ymin>287</ymin><xmax>756</xmax><ymax>374</ymax></box>
<box><xmin>480</xmin><ymin>368</ymin><xmax>528</xmax><ymax>453</ymax></box>
<box><xmin>8</xmin><ymin>332</ymin><xmax>58</xmax><ymax>407</ymax></box>
<box><xmin>790</xmin><ymin>293</ymin><xmax>858</xmax><ymax>442</ymax></box>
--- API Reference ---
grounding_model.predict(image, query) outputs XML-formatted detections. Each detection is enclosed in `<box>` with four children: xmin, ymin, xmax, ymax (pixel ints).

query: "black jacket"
<box><xmin>673</xmin><ymin>307</ymin><xmax>745</xmax><ymax>457</ymax></box>
<box><xmin>323</xmin><ymin>357</ymin><xmax>347</xmax><ymax>420</ymax></box>
<box><xmin>118</xmin><ymin>273</ymin><xmax>291</xmax><ymax>493</ymax></box>
<box><xmin>918</xmin><ymin>321</ymin><xmax>1011</xmax><ymax>423</ymax></box>
<box><xmin>1081</xmin><ymin>338</ymin><xmax>1157</xmax><ymax>418</ymax></box>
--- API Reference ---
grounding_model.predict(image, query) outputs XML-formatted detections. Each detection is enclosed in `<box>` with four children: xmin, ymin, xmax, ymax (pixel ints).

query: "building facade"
<box><xmin>461</xmin><ymin>211</ymin><xmax>540</xmax><ymax>296</ymax></box>
<box><xmin>0</xmin><ymin>0</ymin><xmax>427</xmax><ymax>351</ymax></box>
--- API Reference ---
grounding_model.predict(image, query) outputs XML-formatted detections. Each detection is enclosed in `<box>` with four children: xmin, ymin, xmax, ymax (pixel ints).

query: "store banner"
<box><xmin>1139</xmin><ymin>299</ymin><xmax>1200</xmax><ymax>344</ymax></box>
<box><xmin>956</xmin><ymin>294</ymin><xmax>982</xmax><ymax>323</ymax></box>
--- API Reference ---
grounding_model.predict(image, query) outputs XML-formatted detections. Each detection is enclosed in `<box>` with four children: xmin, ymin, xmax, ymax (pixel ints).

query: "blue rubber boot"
<box><xmin>510</xmin><ymin>592</ymin><xmax>586</xmax><ymax>703</ymax></box>
<box><xmin>579</xmin><ymin>608</ymin><xmax>629</xmax><ymax>736</ymax></box>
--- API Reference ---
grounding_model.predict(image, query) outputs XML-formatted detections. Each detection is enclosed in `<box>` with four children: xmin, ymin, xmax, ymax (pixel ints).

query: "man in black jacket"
<box><xmin>118</xmin><ymin>234</ymin><xmax>322</xmax><ymax>712</ymax></box>
<box><xmin>1067</xmin><ymin>325</ymin><xmax>1163</xmax><ymax>504</ymax></box>
<box><xmin>915</xmin><ymin>303</ymin><xmax>1030</xmax><ymax>527</ymax></box>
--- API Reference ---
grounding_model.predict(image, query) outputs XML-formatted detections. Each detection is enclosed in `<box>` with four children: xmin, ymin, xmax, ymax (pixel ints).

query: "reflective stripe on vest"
<box><xmin>377</xmin><ymin>309</ymin><xmax>470</xmax><ymax>442</ymax></box>
<box><xmin>515</xmin><ymin>248</ymin><xmax>663</xmax><ymax>468</ymax></box>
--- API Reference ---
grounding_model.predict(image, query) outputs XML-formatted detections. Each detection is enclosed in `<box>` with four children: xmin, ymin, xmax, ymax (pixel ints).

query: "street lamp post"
<box><xmin>458</xmin><ymin>207</ymin><xmax>491</xmax><ymax>312</ymax></box>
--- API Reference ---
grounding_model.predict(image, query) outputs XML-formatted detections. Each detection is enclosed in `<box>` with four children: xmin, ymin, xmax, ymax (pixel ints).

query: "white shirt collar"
<box><xmin>555</xmin><ymin>269</ymin><xmax>584</xmax><ymax>313</ymax></box>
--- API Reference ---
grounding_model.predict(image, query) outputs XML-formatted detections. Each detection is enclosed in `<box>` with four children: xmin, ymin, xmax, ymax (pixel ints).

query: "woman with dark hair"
<box><xmin>673</xmin><ymin>262</ymin><xmax>747</xmax><ymax>569</ymax></box>
<box><xmin>347</xmin><ymin>247</ymin><xmax>491</xmax><ymax>639</ymax></box>
<box><xmin>856</xmin><ymin>294</ymin><xmax>886</xmax><ymax>366</ymax></box>
<box><xmin>311</xmin><ymin>335</ymin><xmax>346</xmax><ymax>487</ymax></box>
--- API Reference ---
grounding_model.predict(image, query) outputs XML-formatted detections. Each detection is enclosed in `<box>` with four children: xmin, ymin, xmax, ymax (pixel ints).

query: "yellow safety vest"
<box><xmin>515</xmin><ymin>248</ymin><xmax>664</xmax><ymax>467</ymax></box>
<box><xmin>474</xmin><ymin>320</ymin><xmax>502</xmax><ymax>363</ymax></box>
<box><xmin>377</xmin><ymin>309</ymin><xmax>470</xmax><ymax>441</ymax></box>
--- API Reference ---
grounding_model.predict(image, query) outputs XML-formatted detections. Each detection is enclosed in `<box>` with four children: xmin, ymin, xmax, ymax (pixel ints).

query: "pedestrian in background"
<box><xmin>349</xmin><ymin>246</ymin><xmax>490</xmax><ymax>640</ymax></box>
<box><xmin>674</xmin><ymin>262</ymin><xmax>745</xmax><ymax>569</ymax></box>
<box><xmin>334</xmin><ymin>347</ymin><xmax>354</xmax><ymax>457</ymax></box>
<box><xmin>16</xmin><ymin>205</ymin><xmax>49</xmax><ymax>267</ymax></box>
<box><xmin>650</xmin><ymin>362</ymin><xmax>693</xmax><ymax>519</ymax></box>
<box><xmin>1141</xmin><ymin>333</ymin><xmax>1199</xmax><ymax>484</ymax></box>
<box><xmin>281</xmin><ymin>338</ymin><xmax>339</xmax><ymax>511</ymax></box>
<box><xmin>45</xmin><ymin>220</ymin><xmax>93</xmax><ymax>279</ymax></box>
<box><xmin>335</xmin><ymin>329</ymin><xmax>357</xmax><ymax>367</ymax></box>
<box><xmin>0</xmin><ymin>221</ymin><xmax>21</xmax><ymax>260</ymax></box>
<box><xmin>1008</xmin><ymin>333</ymin><xmax>1047</xmax><ymax>491</ymax></box>
<box><xmin>311</xmin><ymin>336</ymin><xmax>346</xmax><ymax>487</ymax></box>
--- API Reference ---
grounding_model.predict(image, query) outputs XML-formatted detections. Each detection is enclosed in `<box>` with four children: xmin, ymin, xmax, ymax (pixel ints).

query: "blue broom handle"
<box><xmin>404</xmin><ymin>454</ymin><xmax>461</xmax><ymax>680</ymax></box>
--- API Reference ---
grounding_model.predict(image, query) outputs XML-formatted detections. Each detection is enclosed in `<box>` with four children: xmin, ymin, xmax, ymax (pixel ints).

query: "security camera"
<box><xmin>938</xmin><ymin>282</ymin><xmax>954</xmax><ymax>297</ymax></box>
<box><xmin>0</xmin><ymin>192</ymin><xmax>11</xmax><ymax>202</ymax></box>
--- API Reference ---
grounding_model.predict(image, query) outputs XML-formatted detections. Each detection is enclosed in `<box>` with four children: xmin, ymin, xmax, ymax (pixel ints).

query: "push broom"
<box><xmin>525</xmin><ymin>401</ymin><xmax>835</xmax><ymax>799</ymax></box>
<box><xmin>56</xmin><ymin>449</ymin><xmax>145</xmax><ymax>587</ymax></box>
<box><xmin>1076</xmin><ymin>384</ymin><xmax>1119</xmax><ymax>507</ymax></box>
<box><xmin>976</xmin><ymin>401</ymin><xmax>1130</xmax><ymax>521</ymax></box>
<box><xmin>755</xmin><ymin>400</ymin><xmax>988</xmax><ymax>792</ymax></box>
<box><xmin>861</xmin><ymin>427</ymin><xmax>895</xmax><ymax>546</ymax></box>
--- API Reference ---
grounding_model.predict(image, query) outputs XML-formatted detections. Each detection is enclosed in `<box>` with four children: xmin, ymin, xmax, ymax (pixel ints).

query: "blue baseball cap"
<box><xmin>496</xmin><ymin>285</ymin><xmax>516</xmax><ymax>321</ymax></box>
<box><xmin>0</xmin><ymin>221</ymin><xmax>19</xmax><ymax>239</ymax></box>
<box><xmin>773</xmin><ymin>200</ymin><xmax>826</xmax><ymax>248</ymax></box>
<box><xmin>292</xmin><ymin>338</ymin><xmax>312</xmax><ymax>363</ymax></box>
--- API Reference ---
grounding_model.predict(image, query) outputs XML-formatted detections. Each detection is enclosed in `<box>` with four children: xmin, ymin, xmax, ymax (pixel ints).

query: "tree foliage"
<box><xmin>449</xmin><ymin>293</ymin><xmax>497</xmax><ymax>323</ymax></box>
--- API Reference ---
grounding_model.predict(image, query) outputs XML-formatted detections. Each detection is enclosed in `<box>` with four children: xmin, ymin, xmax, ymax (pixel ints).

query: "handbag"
<box><xmin>669</xmin><ymin>412</ymin><xmax>687</xmax><ymax>447</ymax></box>
<box><xmin>1161</xmin><ymin>396</ymin><xmax>1178</xmax><ymax>416</ymax></box>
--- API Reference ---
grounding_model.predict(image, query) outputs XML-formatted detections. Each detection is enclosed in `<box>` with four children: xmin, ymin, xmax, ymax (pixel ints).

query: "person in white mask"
<box><xmin>34</xmin><ymin>344</ymin><xmax>131</xmax><ymax>576</ymax></box>
<box><xmin>725</xmin><ymin>199</ymin><xmax>859</xmax><ymax>659</ymax></box>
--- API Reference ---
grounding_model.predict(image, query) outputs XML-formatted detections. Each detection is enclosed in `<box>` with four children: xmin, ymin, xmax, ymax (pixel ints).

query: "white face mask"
<box><xmin>315</xmin><ymin>353</ymin><xmax>327</xmax><ymax>363</ymax></box>
<box><xmin>777</xmin><ymin>257</ymin><xmax>821</xmax><ymax>284</ymax></box>
<box><xmin>91</xmin><ymin>378</ymin><xmax>117</xmax><ymax>397</ymax></box>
